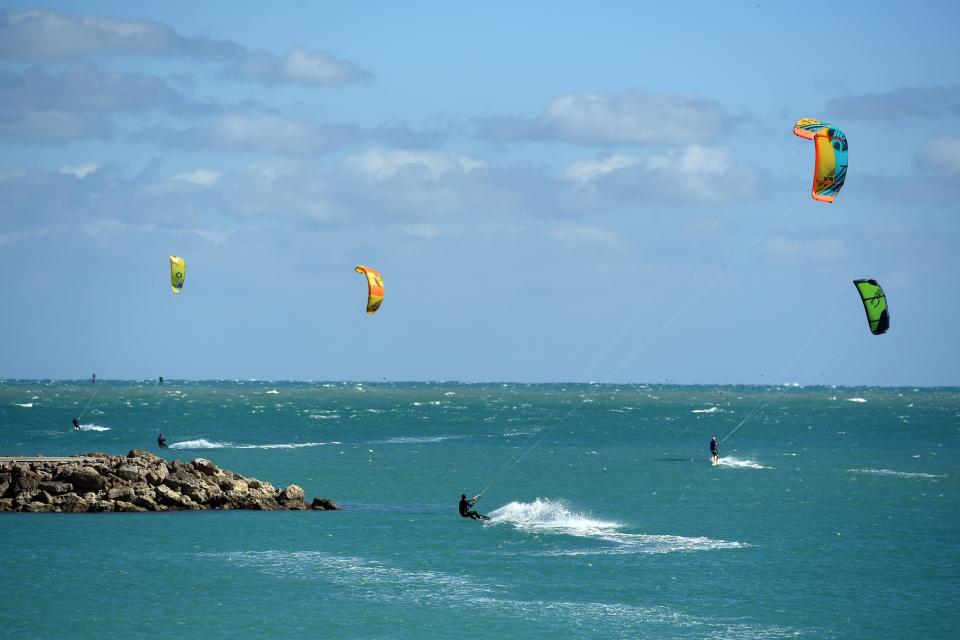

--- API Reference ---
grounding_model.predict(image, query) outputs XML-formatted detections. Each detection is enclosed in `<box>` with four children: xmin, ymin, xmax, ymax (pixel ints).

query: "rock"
<box><xmin>65</xmin><ymin>467</ymin><xmax>107</xmax><ymax>493</ymax></box>
<box><xmin>278</xmin><ymin>484</ymin><xmax>306</xmax><ymax>509</ymax></box>
<box><xmin>107</xmin><ymin>486</ymin><xmax>135</xmax><ymax>502</ymax></box>
<box><xmin>310</xmin><ymin>497</ymin><xmax>339</xmax><ymax>511</ymax></box>
<box><xmin>38</xmin><ymin>481</ymin><xmax>73</xmax><ymax>495</ymax></box>
<box><xmin>11</xmin><ymin>464</ymin><xmax>39</xmax><ymax>496</ymax></box>
<box><xmin>192</xmin><ymin>458</ymin><xmax>220</xmax><ymax>476</ymax></box>
<box><xmin>117</xmin><ymin>466</ymin><xmax>142</xmax><ymax>483</ymax></box>
<box><xmin>2</xmin><ymin>453</ymin><xmax>334</xmax><ymax>514</ymax></box>
<box><xmin>114</xmin><ymin>501</ymin><xmax>147</xmax><ymax>513</ymax></box>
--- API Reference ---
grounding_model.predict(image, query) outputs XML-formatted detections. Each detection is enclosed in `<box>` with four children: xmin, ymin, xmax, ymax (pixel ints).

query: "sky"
<box><xmin>1</xmin><ymin>1</ymin><xmax>958</xmax><ymax>385</ymax></box>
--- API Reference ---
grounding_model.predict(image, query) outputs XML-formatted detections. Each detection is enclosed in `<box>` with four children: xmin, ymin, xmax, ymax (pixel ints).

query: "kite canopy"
<box><xmin>169</xmin><ymin>255</ymin><xmax>186</xmax><ymax>294</ymax></box>
<box><xmin>355</xmin><ymin>265</ymin><xmax>384</xmax><ymax>314</ymax></box>
<box><xmin>852</xmin><ymin>279</ymin><xmax>889</xmax><ymax>335</ymax></box>
<box><xmin>793</xmin><ymin>118</ymin><xmax>848</xmax><ymax>203</ymax></box>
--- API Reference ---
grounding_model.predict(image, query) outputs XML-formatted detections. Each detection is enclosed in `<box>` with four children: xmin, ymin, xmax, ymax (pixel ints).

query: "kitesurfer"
<box><xmin>710</xmin><ymin>436</ymin><xmax>720</xmax><ymax>463</ymax></box>
<box><xmin>459</xmin><ymin>494</ymin><xmax>488</xmax><ymax>521</ymax></box>
<box><xmin>157</xmin><ymin>433</ymin><xmax>168</xmax><ymax>448</ymax></box>
<box><xmin>72</xmin><ymin>417</ymin><xmax>80</xmax><ymax>431</ymax></box>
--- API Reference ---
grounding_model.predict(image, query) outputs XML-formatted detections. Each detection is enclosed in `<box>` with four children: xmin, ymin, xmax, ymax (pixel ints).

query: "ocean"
<box><xmin>1</xmin><ymin>380</ymin><xmax>957</xmax><ymax>639</ymax></box>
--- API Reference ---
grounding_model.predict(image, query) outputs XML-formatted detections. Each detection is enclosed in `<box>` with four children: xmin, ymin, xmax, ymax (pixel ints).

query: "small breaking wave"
<box><xmin>375</xmin><ymin>436</ymin><xmax>459</xmax><ymax>444</ymax></box>
<box><xmin>691</xmin><ymin>407</ymin><xmax>718</xmax><ymax>414</ymax></box>
<box><xmin>486</xmin><ymin>498</ymin><xmax>747</xmax><ymax>555</ymax></box>
<box><xmin>77</xmin><ymin>424</ymin><xmax>110</xmax><ymax>432</ymax></box>
<box><xmin>12</xmin><ymin>402</ymin><xmax>33</xmax><ymax>408</ymax></box>
<box><xmin>713</xmin><ymin>456</ymin><xmax>769</xmax><ymax>470</ymax></box>
<box><xmin>846</xmin><ymin>397</ymin><xmax>867</xmax><ymax>403</ymax></box>
<box><xmin>848</xmin><ymin>468</ymin><xmax>946</xmax><ymax>479</ymax></box>
<box><xmin>169</xmin><ymin>439</ymin><xmax>338</xmax><ymax>450</ymax></box>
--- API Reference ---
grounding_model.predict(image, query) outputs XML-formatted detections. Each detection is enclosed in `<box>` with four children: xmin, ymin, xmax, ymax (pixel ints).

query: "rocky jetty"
<box><xmin>0</xmin><ymin>450</ymin><xmax>339</xmax><ymax>513</ymax></box>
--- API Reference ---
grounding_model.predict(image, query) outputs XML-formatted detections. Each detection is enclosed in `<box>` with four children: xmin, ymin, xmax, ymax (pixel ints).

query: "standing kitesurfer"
<box><xmin>72</xmin><ymin>417</ymin><xmax>80</xmax><ymax>431</ymax></box>
<box><xmin>158</xmin><ymin>433</ymin><xmax>168</xmax><ymax>448</ymax></box>
<box><xmin>459</xmin><ymin>494</ymin><xmax>489</xmax><ymax>521</ymax></box>
<box><xmin>710</xmin><ymin>436</ymin><xmax>720</xmax><ymax>463</ymax></box>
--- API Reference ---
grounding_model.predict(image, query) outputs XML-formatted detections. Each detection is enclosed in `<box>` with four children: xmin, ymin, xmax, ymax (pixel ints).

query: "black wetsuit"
<box><xmin>72</xmin><ymin>418</ymin><xmax>80</xmax><ymax>430</ymax></box>
<box><xmin>158</xmin><ymin>434</ymin><xmax>168</xmax><ymax>448</ymax></box>
<box><xmin>459</xmin><ymin>496</ymin><xmax>486</xmax><ymax>520</ymax></box>
<box><xmin>710</xmin><ymin>438</ymin><xmax>719</xmax><ymax>459</ymax></box>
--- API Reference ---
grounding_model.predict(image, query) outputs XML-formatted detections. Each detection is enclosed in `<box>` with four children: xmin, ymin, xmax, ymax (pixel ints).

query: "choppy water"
<box><xmin>1</xmin><ymin>381</ymin><xmax>957</xmax><ymax>638</ymax></box>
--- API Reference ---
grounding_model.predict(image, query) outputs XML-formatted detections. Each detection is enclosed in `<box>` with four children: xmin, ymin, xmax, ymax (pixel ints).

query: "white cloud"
<box><xmin>919</xmin><ymin>136</ymin><xmax>960</xmax><ymax>174</ymax></box>
<box><xmin>59</xmin><ymin>162</ymin><xmax>101</xmax><ymax>178</ymax></box>
<box><xmin>640</xmin><ymin>145</ymin><xmax>744</xmax><ymax>202</ymax></box>
<box><xmin>564</xmin><ymin>154</ymin><xmax>639</xmax><ymax>184</ymax></box>
<box><xmin>169</xmin><ymin>169</ymin><xmax>221</xmax><ymax>186</ymax></box>
<box><xmin>347</xmin><ymin>149</ymin><xmax>486</xmax><ymax>180</ymax></box>
<box><xmin>0</xmin><ymin>9</ymin><xmax>238</xmax><ymax>60</ymax></box>
<box><xmin>481</xmin><ymin>90</ymin><xmax>728</xmax><ymax>146</ymax></box>
<box><xmin>547</xmin><ymin>225</ymin><xmax>625</xmax><ymax>248</ymax></box>
<box><xmin>233</xmin><ymin>47</ymin><xmax>371</xmax><ymax>86</ymax></box>
<box><xmin>149</xmin><ymin>114</ymin><xmax>359</xmax><ymax>155</ymax></box>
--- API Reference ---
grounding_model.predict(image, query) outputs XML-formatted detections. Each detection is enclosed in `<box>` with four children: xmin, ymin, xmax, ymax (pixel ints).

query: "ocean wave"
<box><xmin>375</xmin><ymin>436</ymin><xmax>458</xmax><ymax>444</ymax></box>
<box><xmin>486</xmin><ymin>498</ymin><xmax>747</xmax><ymax>555</ymax></box>
<box><xmin>12</xmin><ymin>402</ymin><xmax>33</xmax><ymax>408</ymax></box>
<box><xmin>848</xmin><ymin>468</ymin><xmax>946</xmax><ymax>479</ymax></box>
<box><xmin>207</xmin><ymin>550</ymin><xmax>790</xmax><ymax>637</ymax></box>
<box><xmin>169</xmin><ymin>439</ymin><xmax>339</xmax><ymax>450</ymax></box>
<box><xmin>691</xmin><ymin>407</ymin><xmax>718</xmax><ymax>414</ymax></box>
<box><xmin>713</xmin><ymin>456</ymin><xmax>769</xmax><ymax>470</ymax></box>
<box><xmin>846</xmin><ymin>397</ymin><xmax>867</xmax><ymax>403</ymax></box>
<box><xmin>77</xmin><ymin>424</ymin><xmax>110</xmax><ymax>432</ymax></box>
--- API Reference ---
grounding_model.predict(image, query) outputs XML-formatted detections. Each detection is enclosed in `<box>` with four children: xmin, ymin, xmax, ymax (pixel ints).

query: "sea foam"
<box><xmin>486</xmin><ymin>498</ymin><xmax>747</xmax><ymax>555</ymax></box>
<box><xmin>848</xmin><ymin>468</ymin><xmax>946</xmax><ymax>479</ymax></box>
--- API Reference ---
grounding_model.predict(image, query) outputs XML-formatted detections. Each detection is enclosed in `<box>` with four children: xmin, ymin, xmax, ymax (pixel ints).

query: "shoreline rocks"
<box><xmin>0</xmin><ymin>450</ymin><xmax>339</xmax><ymax>513</ymax></box>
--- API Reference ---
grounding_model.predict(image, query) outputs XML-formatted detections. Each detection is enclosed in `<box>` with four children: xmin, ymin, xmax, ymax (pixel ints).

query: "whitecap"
<box><xmin>486</xmin><ymin>498</ymin><xmax>747</xmax><ymax>556</ymax></box>
<box><xmin>713</xmin><ymin>456</ymin><xmax>769</xmax><ymax>470</ymax></box>
<box><xmin>77</xmin><ymin>424</ymin><xmax>110</xmax><ymax>432</ymax></box>
<box><xmin>848</xmin><ymin>468</ymin><xmax>946</xmax><ymax>479</ymax></box>
<box><xmin>169</xmin><ymin>438</ymin><xmax>338</xmax><ymax>450</ymax></box>
<box><xmin>13</xmin><ymin>402</ymin><xmax>33</xmax><ymax>408</ymax></box>
<box><xmin>846</xmin><ymin>397</ymin><xmax>867</xmax><ymax>403</ymax></box>
<box><xmin>265</xmin><ymin>389</ymin><xmax>280</xmax><ymax>395</ymax></box>
<box><xmin>375</xmin><ymin>436</ymin><xmax>457</xmax><ymax>444</ymax></box>
<box><xmin>691</xmin><ymin>407</ymin><xmax>718</xmax><ymax>414</ymax></box>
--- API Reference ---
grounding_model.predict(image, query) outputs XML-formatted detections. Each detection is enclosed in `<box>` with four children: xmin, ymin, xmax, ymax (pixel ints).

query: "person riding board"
<box><xmin>158</xmin><ymin>433</ymin><xmax>168</xmax><ymax>448</ymax></box>
<box><xmin>72</xmin><ymin>417</ymin><xmax>80</xmax><ymax>431</ymax></box>
<box><xmin>459</xmin><ymin>494</ymin><xmax>489</xmax><ymax>521</ymax></box>
<box><xmin>710</xmin><ymin>436</ymin><xmax>720</xmax><ymax>463</ymax></box>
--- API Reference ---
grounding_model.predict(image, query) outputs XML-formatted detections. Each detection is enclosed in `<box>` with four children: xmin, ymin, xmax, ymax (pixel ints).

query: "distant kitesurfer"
<box><xmin>158</xmin><ymin>433</ymin><xmax>168</xmax><ymax>448</ymax></box>
<box><xmin>159</xmin><ymin>376</ymin><xmax>164</xmax><ymax>384</ymax></box>
<box><xmin>710</xmin><ymin>436</ymin><xmax>720</xmax><ymax>463</ymax></box>
<box><xmin>72</xmin><ymin>417</ymin><xmax>80</xmax><ymax>431</ymax></box>
<box><xmin>459</xmin><ymin>494</ymin><xmax>488</xmax><ymax>521</ymax></box>
<box><xmin>92</xmin><ymin>373</ymin><xmax>96</xmax><ymax>384</ymax></box>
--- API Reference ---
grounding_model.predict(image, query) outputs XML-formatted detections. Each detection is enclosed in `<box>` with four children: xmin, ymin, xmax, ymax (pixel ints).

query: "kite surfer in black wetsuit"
<box><xmin>710</xmin><ymin>436</ymin><xmax>720</xmax><ymax>463</ymax></box>
<box><xmin>157</xmin><ymin>433</ymin><xmax>168</xmax><ymax>448</ymax></box>
<box><xmin>72</xmin><ymin>417</ymin><xmax>80</xmax><ymax>431</ymax></box>
<box><xmin>459</xmin><ymin>494</ymin><xmax>489</xmax><ymax>521</ymax></box>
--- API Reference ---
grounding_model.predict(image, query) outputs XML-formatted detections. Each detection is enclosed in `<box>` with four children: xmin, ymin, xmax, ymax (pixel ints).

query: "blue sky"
<box><xmin>1</xmin><ymin>1</ymin><xmax>958</xmax><ymax>384</ymax></box>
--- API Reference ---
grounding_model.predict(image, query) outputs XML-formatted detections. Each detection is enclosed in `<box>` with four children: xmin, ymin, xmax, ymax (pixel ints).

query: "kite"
<box><xmin>169</xmin><ymin>256</ymin><xmax>186</xmax><ymax>294</ymax></box>
<box><xmin>852</xmin><ymin>279</ymin><xmax>889</xmax><ymax>335</ymax></box>
<box><xmin>355</xmin><ymin>265</ymin><xmax>384</xmax><ymax>314</ymax></box>
<box><xmin>793</xmin><ymin>118</ymin><xmax>848</xmax><ymax>203</ymax></box>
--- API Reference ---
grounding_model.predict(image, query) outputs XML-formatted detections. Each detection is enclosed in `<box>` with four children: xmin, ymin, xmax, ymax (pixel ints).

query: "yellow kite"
<box><xmin>170</xmin><ymin>255</ymin><xmax>186</xmax><ymax>294</ymax></box>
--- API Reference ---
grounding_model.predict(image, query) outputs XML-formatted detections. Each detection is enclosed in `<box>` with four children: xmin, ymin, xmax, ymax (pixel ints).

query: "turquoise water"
<box><xmin>1</xmin><ymin>381</ymin><xmax>957</xmax><ymax>638</ymax></box>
